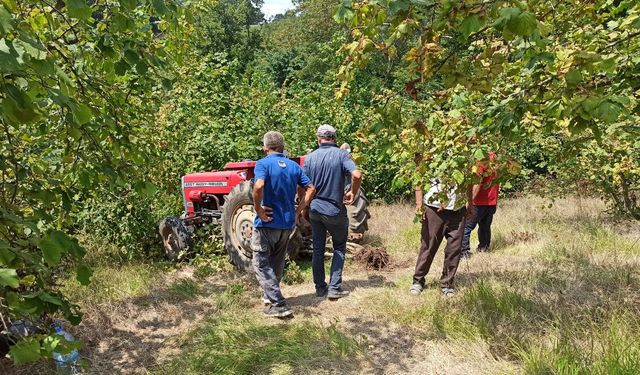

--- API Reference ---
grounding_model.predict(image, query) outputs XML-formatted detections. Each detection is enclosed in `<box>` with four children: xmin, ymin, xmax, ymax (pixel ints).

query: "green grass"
<box><xmin>168</xmin><ymin>278</ymin><xmax>202</xmax><ymax>300</ymax></box>
<box><xmin>61</xmin><ymin>262</ymin><xmax>164</xmax><ymax>306</ymax></box>
<box><xmin>159</xmin><ymin>317</ymin><xmax>360</xmax><ymax>375</ymax></box>
<box><xmin>158</xmin><ymin>283</ymin><xmax>361</xmax><ymax>375</ymax></box>
<box><xmin>520</xmin><ymin>313</ymin><xmax>640</xmax><ymax>374</ymax></box>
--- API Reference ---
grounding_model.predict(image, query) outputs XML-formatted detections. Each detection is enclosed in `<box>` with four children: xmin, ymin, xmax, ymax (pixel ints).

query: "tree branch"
<box><xmin>599</xmin><ymin>31</ymin><xmax>640</xmax><ymax>52</ymax></box>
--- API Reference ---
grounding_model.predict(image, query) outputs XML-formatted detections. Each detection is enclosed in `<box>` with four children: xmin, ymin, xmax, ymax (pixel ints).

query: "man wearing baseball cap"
<box><xmin>303</xmin><ymin>124</ymin><xmax>363</xmax><ymax>300</ymax></box>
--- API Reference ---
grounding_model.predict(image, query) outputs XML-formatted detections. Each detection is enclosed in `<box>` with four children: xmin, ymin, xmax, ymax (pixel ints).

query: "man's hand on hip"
<box><xmin>343</xmin><ymin>190</ymin><xmax>355</xmax><ymax>205</ymax></box>
<box><xmin>257</xmin><ymin>206</ymin><xmax>273</xmax><ymax>222</ymax></box>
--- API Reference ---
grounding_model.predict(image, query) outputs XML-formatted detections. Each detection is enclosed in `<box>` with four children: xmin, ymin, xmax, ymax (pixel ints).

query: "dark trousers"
<box><xmin>412</xmin><ymin>206</ymin><xmax>466</xmax><ymax>289</ymax></box>
<box><xmin>252</xmin><ymin>228</ymin><xmax>293</xmax><ymax>307</ymax></box>
<box><xmin>310</xmin><ymin>211</ymin><xmax>349</xmax><ymax>292</ymax></box>
<box><xmin>461</xmin><ymin>205</ymin><xmax>497</xmax><ymax>252</ymax></box>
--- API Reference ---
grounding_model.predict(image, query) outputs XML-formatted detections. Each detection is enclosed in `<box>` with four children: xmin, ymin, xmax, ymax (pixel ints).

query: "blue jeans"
<box><xmin>461</xmin><ymin>205</ymin><xmax>497</xmax><ymax>252</ymax></box>
<box><xmin>310</xmin><ymin>211</ymin><xmax>349</xmax><ymax>292</ymax></box>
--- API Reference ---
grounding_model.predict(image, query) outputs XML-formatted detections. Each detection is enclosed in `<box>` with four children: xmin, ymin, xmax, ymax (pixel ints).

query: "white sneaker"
<box><xmin>409</xmin><ymin>283</ymin><xmax>423</xmax><ymax>295</ymax></box>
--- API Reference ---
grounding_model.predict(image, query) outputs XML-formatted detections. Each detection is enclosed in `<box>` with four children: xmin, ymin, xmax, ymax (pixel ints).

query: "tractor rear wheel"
<box><xmin>159</xmin><ymin>217</ymin><xmax>193</xmax><ymax>260</ymax></box>
<box><xmin>222</xmin><ymin>181</ymin><xmax>255</xmax><ymax>272</ymax></box>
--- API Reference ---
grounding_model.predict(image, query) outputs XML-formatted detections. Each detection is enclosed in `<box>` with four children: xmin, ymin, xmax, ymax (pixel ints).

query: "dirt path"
<box><xmin>264</xmin><ymin>262</ymin><xmax>515</xmax><ymax>375</ymax></box>
<box><xmin>68</xmin><ymin>257</ymin><xmax>514</xmax><ymax>374</ymax></box>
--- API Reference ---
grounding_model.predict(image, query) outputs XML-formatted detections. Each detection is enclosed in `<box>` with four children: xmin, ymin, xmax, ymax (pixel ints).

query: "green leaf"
<box><xmin>565</xmin><ymin>69</ymin><xmax>583</xmax><ymax>87</ymax></box>
<box><xmin>30</xmin><ymin>58</ymin><xmax>55</xmax><ymax>75</ymax></box>
<box><xmin>0</xmin><ymin>38</ymin><xmax>22</xmax><ymax>72</ymax></box>
<box><xmin>388</xmin><ymin>0</ymin><xmax>409</xmax><ymax>14</ymax></box>
<box><xmin>135</xmin><ymin>181</ymin><xmax>158</xmax><ymax>196</ymax></box>
<box><xmin>114</xmin><ymin>59</ymin><xmax>130</xmax><ymax>76</ymax></box>
<box><xmin>334</xmin><ymin>1</ymin><xmax>354</xmax><ymax>24</ymax></box>
<box><xmin>15</xmin><ymin>34</ymin><xmax>47</xmax><ymax>60</ymax></box>
<box><xmin>120</xmin><ymin>0</ymin><xmax>137</xmax><ymax>11</ymax></box>
<box><xmin>2</xmin><ymin>84</ymin><xmax>38</xmax><ymax>123</ymax></box>
<box><xmin>38</xmin><ymin>292</ymin><xmax>63</xmax><ymax>305</ymax></box>
<box><xmin>38</xmin><ymin>230</ymin><xmax>85</xmax><ymax>266</ymax></box>
<box><xmin>473</xmin><ymin>148</ymin><xmax>488</xmax><ymax>160</ymax></box>
<box><xmin>65</xmin><ymin>0</ymin><xmax>92</xmax><ymax>20</ymax></box>
<box><xmin>0</xmin><ymin>246</ymin><xmax>16</xmax><ymax>266</ymax></box>
<box><xmin>9</xmin><ymin>338</ymin><xmax>42</xmax><ymax>365</ymax></box>
<box><xmin>152</xmin><ymin>0</ymin><xmax>168</xmax><ymax>15</ymax></box>
<box><xmin>0</xmin><ymin>268</ymin><xmax>19</xmax><ymax>288</ymax></box>
<box><xmin>597</xmin><ymin>100</ymin><xmax>623</xmax><ymax>123</ymax></box>
<box><xmin>452</xmin><ymin>170</ymin><xmax>465</xmax><ymax>184</ymax></box>
<box><xmin>459</xmin><ymin>14</ymin><xmax>481</xmax><ymax>37</ymax></box>
<box><xmin>71</xmin><ymin>102</ymin><xmax>93</xmax><ymax>125</ymax></box>
<box><xmin>124</xmin><ymin>49</ymin><xmax>140</xmax><ymax>65</ymax></box>
<box><xmin>503</xmin><ymin>9</ymin><xmax>537</xmax><ymax>36</ymax></box>
<box><xmin>0</xmin><ymin>4</ymin><xmax>13</xmax><ymax>34</ymax></box>
<box><xmin>76</xmin><ymin>264</ymin><xmax>93</xmax><ymax>285</ymax></box>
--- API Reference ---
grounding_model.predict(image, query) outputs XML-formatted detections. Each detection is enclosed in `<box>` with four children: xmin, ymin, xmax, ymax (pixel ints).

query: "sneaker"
<box><xmin>327</xmin><ymin>289</ymin><xmax>350</xmax><ymax>300</ymax></box>
<box><xmin>441</xmin><ymin>287</ymin><xmax>455</xmax><ymax>298</ymax></box>
<box><xmin>461</xmin><ymin>251</ymin><xmax>471</xmax><ymax>259</ymax></box>
<box><xmin>262</xmin><ymin>294</ymin><xmax>270</xmax><ymax>306</ymax></box>
<box><xmin>316</xmin><ymin>287</ymin><xmax>328</xmax><ymax>297</ymax></box>
<box><xmin>409</xmin><ymin>283</ymin><xmax>423</xmax><ymax>295</ymax></box>
<box><xmin>263</xmin><ymin>304</ymin><xmax>293</xmax><ymax>318</ymax></box>
<box><xmin>476</xmin><ymin>247</ymin><xmax>489</xmax><ymax>253</ymax></box>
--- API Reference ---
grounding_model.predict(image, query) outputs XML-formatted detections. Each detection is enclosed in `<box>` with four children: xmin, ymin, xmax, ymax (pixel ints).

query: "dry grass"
<box><xmin>353</xmin><ymin>196</ymin><xmax>640</xmax><ymax>374</ymax></box>
<box><xmin>6</xmin><ymin>195</ymin><xmax>638</xmax><ymax>374</ymax></box>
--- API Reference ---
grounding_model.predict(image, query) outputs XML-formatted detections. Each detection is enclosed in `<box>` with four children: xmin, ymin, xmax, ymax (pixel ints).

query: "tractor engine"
<box><xmin>180</xmin><ymin>166</ymin><xmax>254</xmax><ymax>226</ymax></box>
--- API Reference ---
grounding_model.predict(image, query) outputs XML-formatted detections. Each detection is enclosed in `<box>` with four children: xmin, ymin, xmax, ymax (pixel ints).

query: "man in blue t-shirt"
<box><xmin>253</xmin><ymin>131</ymin><xmax>315</xmax><ymax>318</ymax></box>
<box><xmin>303</xmin><ymin>124</ymin><xmax>362</xmax><ymax>300</ymax></box>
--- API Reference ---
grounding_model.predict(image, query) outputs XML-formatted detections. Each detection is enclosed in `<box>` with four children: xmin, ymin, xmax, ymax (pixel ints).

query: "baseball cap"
<box><xmin>316</xmin><ymin>124</ymin><xmax>337</xmax><ymax>138</ymax></box>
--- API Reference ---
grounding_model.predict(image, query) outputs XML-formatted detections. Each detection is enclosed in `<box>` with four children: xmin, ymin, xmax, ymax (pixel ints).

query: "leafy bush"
<box><xmin>0</xmin><ymin>0</ymin><xmax>183</xmax><ymax>364</ymax></box>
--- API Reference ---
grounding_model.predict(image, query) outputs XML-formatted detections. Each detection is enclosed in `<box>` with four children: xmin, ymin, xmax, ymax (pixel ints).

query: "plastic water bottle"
<box><xmin>52</xmin><ymin>324</ymin><xmax>81</xmax><ymax>374</ymax></box>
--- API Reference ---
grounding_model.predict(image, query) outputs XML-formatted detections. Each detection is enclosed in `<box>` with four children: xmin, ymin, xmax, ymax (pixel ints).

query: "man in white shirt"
<box><xmin>409</xmin><ymin>179</ymin><xmax>474</xmax><ymax>297</ymax></box>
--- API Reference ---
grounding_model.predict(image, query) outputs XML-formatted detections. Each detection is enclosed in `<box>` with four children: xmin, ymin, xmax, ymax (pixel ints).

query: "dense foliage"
<box><xmin>335</xmin><ymin>0</ymin><xmax>640</xmax><ymax>217</ymax></box>
<box><xmin>2</xmin><ymin>0</ymin><xmax>639</xmax><ymax>367</ymax></box>
<box><xmin>0</xmin><ymin>0</ymin><xmax>183</xmax><ymax>363</ymax></box>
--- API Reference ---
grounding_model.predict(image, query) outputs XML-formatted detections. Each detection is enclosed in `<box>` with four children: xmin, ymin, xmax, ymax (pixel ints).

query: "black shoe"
<box><xmin>264</xmin><ymin>304</ymin><xmax>293</xmax><ymax>318</ymax></box>
<box><xmin>461</xmin><ymin>250</ymin><xmax>471</xmax><ymax>259</ymax></box>
<box><xmin>327</xmin><ymin>289</ymin><xmax>349</xmax><ymax>300</ymax></box>
<box><xmin>316</xmin><ymin>288</ymin><xmax>328</xmax><ymax>297</ymax></box>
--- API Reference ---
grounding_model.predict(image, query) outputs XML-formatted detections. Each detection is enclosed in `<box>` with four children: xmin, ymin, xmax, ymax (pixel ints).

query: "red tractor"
<box><xmin>158</xmin><ymin>156</ymin><xmax>370</xmax><ymax>271</ymax></box>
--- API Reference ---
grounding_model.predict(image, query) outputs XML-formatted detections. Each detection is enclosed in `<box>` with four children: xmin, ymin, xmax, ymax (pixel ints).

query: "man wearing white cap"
<box><xmin>303</xmin><ymin>124</ymin><xmax>362</xmax><ymax>300</ymax></box>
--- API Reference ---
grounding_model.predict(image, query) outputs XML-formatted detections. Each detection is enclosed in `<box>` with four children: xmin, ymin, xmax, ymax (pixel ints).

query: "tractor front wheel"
<box><xmin>222</xmin><ymin>181</ymin><xmax>255</xmax><ymax>272</ymax></box>
<box><xmin>159</xmin><ymin>217</ymin><xmax>193</xmax><ymax>260</ymax></box>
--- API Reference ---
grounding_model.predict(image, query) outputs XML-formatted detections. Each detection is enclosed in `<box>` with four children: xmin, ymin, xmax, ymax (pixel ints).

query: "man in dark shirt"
<box><xmin>303</xmin><ymin>124</ymin><xmax>362</xmax><ymax>300</ymax></box>
<box><xmin>253</xmin><ymin>131</ymin><xmax>315</xmax><ymax>318</ymax></box>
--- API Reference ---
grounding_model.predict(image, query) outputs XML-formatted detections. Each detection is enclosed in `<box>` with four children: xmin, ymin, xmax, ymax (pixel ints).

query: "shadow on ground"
<box><xmin>74</xmin><ymin>272</ymin><xmax>247</xmax><ymax>374</ymax></box>
<box><xmin>287</xmin><ymin>274</ymin><xmax>396</xmax><ymax>317</ymax></box>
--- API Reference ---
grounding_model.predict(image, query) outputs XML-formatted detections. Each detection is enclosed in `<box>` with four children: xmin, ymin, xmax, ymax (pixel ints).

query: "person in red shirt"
<box><xmin>461</xmin><ymin>151</ymin><xmax>499</xmax><ymax>258</ymax></box>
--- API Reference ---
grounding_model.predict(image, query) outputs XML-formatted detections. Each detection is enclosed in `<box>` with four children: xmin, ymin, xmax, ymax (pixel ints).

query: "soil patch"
<box><xmin>353</xmin><ymin>245</ymin><xmax>391</xmax><ymax>270</ymax></box>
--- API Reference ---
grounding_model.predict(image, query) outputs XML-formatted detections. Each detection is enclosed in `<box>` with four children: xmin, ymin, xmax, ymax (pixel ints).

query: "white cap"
<box><xmin>316</xmin><ymin>124</ymin><xmax>336</xmax><ymax>138</ymax></box>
